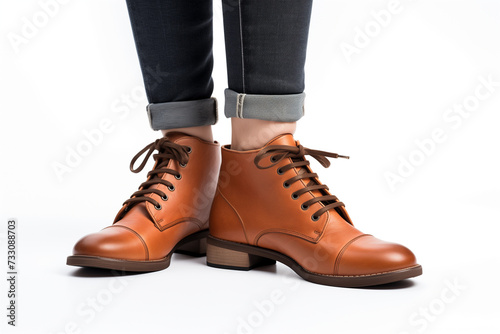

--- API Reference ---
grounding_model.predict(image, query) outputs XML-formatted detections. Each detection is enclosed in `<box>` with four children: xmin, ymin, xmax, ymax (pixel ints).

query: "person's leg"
<box><xmin>67</xmin><ymin>0</ymin><xmax>221</xmax><ymax>271</ymax></box>
<box><xmin>222</xmin><ymin>0</ymin><xmax>312</xmax><ymax>150</ymax></box>
<box><xmin>127</xmin><ymin>0</ymin><xmax>217</xmax><ymax>141</ymax></box>
<box><xmin>207</xmin><ymin>0</ymin><xmax>422</xmax><ymax>287</ymax></box>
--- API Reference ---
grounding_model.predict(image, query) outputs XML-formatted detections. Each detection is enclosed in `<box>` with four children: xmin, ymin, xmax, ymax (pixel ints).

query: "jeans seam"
<box><xmin>127</xmin><ymin>2</ymin><xmax>152</xmax><ymax>103</ymax></box>
<box><xmin>238</xmin><ymin>0</ymin><xmax>246</xmax><ymax>93</ymax></box>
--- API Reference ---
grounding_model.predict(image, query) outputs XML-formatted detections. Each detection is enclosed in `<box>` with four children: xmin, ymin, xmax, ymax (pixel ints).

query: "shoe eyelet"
<box><xmin>277</xmin><ymin>168</ymin><xmax>283</xmax><ymax>175</ymax></box>
<box><xmin>155</xmin><ymin>204</ymin><xmax>162</xmax><ymax>210</ymax></box>
<box><xmin>175</xmin><ymin>174</ymin><xmax>182</xmax><ymax>180</ymax></box>
<box><xmin>186</xmin><ymin>146</ymin><xmax>192</xmax><ymax>154</ymax></box>
<box><xmin>179</xmin><ymin>163</ymin><xmax>187</xmax><ymax>168</ymax></box>
<box><xmin>271</xmin><ymin>156</ymin><xmax>278</xmax><ymax>163</ymax></box>
<box><xmin>161</xmin><ymin>195</ymin><xmax>168</xmax><ymax>201</ymax></box>
<box><xmin>168</xmin><ymin>185</ymin><xmax>175</xmax><ymax>191</ymax></box>
<box><xmin>301</xmin><ymin>204</ymin><xmax>309</xmax><ymax>211</ymax></box>
<box><xmin>291</xmin><ymin>193</ymin><xmax>299</xmax><ymax>200</ymax></box>
<box><xmin>311</xmin><ymin>215</ymin><xmax>319</xmax><ymax>221</ymax></box>
<box><xmin>283</xmin><ymin>182</ymin><xmax>290</xmax><ymax>188</ymax></box>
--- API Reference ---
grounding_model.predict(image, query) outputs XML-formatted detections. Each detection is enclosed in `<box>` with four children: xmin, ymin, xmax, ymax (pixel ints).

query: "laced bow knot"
<box><xmin>122</xmin><ymin>137</ymin><xmax>191</xmax><ymax>211</ymax></box>
<box><xmin>254</xmin><ymin>144</ymin><xmax>349</xmax><ymax>169</ymax></box>
<box><xmin>254</xmin><ymin>144</ymin><xmax>349</xmax><ymax>221</ymax></box>
<box><xmin>130</xmin><ymin>137</ymin><xmax>190</xmax><ymax>173</ymax></box>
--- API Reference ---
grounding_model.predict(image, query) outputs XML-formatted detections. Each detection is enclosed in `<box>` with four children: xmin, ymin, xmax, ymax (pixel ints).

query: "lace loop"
<box><xmin>123</xmin><ymin>137</ymin><xmax>190</xmax><ymax>210</ymax></box>
<box><xmin>254</xmin><ymin>144</ymin><xmax>348</xmax><ymax>169</ymax></box>
<box><xmin>130</xmin><ymin>138</ymin><xmax>190</xmax><ymax>173</ymax></box>
<box><xmin>254</xmin><ymin>144</ymin><xmax>349</xmax><ymax>220</ymax></box>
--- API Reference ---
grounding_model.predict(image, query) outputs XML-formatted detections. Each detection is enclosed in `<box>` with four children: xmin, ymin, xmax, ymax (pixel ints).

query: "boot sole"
<box><xmin>206</xmin><ymin>235</ymin><xmax>422</xmax><ymax>287</ymax></box>
<box><xmin>66</xmin><ymin>230</ymin><xmax>208</xmax><ymax>272</ymax></box>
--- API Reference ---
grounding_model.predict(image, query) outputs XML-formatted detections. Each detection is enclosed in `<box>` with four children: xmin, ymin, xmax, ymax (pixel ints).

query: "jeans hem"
<box><xmin>223</xmin><ymin>89</ymin><xmax>305</xmax><ymax>122</ymax></box>
<box><xmin>147</xmin><ymin>97</ymin><xmax>218</xmax><ymax>130</ymax></box>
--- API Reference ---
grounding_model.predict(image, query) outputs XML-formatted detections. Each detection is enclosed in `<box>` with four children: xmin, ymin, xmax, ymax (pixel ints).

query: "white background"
<box><xmin>1</xmin><ymin>0</ymin><xmax>499</xmax><ymax>333</ymax></box>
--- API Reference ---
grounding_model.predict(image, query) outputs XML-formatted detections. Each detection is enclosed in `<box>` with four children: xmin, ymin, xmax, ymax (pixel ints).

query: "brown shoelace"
<box><xmin>254</xmin><ymin>144</ymin><xmax>349</xmax><ymax>221</ymax></box>
<box><xmin>123</xmin><ymin>137</ymin><xmax>191</xmax><ymax>210</ymax></box>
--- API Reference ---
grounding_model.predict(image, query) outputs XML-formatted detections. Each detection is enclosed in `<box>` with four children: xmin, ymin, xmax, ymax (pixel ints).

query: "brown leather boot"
<box><xmin>67</xmin><ymin>133</ymin><xmax>220</xmax><ymax>271</ymax></box>
<box><xmin>207</xmin><ymin>134</ymin><xmax>422</xmax><ymax>287</ymax></box>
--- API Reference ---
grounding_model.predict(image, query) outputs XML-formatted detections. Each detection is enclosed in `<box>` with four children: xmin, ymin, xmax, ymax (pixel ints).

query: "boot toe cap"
<box><xmin>336</xmin><ymin>235</ymin><xmax>418</xmax><ymax>276</ymax></box>
<box><xmin>73</xmin><ymin>226</ymin><xmax>148</xmax><ymax>261</ymax></box>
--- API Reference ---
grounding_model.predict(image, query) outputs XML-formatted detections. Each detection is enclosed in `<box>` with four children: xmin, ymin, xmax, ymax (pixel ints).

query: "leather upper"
<box><xmin>73</xmin><ymin>133</ymin><xmax>220</xmax><ymax>261</ymax></box>
<box><xmin>209</xmin><ymin>134</ymin><xmax>417</xmax><ymax>276</ymax></box>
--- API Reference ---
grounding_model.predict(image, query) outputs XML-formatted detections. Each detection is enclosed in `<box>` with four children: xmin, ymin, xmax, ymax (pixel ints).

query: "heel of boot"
<box><xmin>175</xmin><ymin>237</ymin><xmax>207</xmax><ymax>257</ymax></box>
<box><xmin>206</xmin><ymin>239</ymin><xmax>276</xmax><ymax>271</ymax></box>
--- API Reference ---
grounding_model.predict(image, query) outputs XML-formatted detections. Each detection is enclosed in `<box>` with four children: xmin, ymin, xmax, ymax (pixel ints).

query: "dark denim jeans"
<box><xmin>126</xmin><ymin>0</ymin><xmax>313</xmax><ymax>130</ymax></box>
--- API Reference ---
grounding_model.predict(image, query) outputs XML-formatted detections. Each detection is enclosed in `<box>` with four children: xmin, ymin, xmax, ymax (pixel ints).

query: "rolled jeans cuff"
<box><xmin>146</xmin><ymin>97</ymin><xmax>218</xmax><ymax>130</ymax></box>
<box><xmin>224</xmin><ymin>89</ymin><xmax>305</xmax><ymax>122</ymax></box>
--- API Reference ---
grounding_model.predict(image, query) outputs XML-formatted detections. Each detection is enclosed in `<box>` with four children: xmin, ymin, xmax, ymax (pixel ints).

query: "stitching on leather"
<box><xmin>210</xmin><ymin>235</ymin><xmax>419</xmax><ymax>278</ymax></box>
<box><xmin>314</xmin><ymin>210</ymin><xmax>330</xmax><ymax>242</ymax></box>
<box><xmin>333</xmin><ymin>234</ymin><xmax>371</xmax><ymax>275</ymax></box>
<box><xmin>157</xmin><ymin>217</ymin><xmax>204</xmax><ymax>231</ymax></box>
<box><xmin>306</xmin><ymin>264</ymin><xmax>420</xmax><ymax>278</ymax></box>
<box><xmin>108</xmin><ymin>225</ymin><xmax>149</xmax><ymax>261</ymax></box>
<box><xmin>255</xmin><ymin>228</ymin><xmax>317</xmax><ymax>245</ymax></box>
<box><xmin>217</xmin><ymin>188</ymin><xmax>250</xmax><ymax>244</ymax></box>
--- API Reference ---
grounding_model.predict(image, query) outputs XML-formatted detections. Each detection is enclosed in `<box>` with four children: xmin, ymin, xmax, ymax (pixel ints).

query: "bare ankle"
<box><xmin>231</xmin><ymin>118</ymin><xmax>296</xmax><ymax>151</ymax></box>
<box><xmin>161</xmin><ymin>125</ymin><xmax>214</xmax><ymax>142</ymax></box>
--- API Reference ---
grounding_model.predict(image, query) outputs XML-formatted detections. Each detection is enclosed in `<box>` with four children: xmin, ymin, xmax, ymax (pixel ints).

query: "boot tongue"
<box><xmin>155</xmin><ymin>132</ymin><xmax>190</xmax><ymax>168</ymax></box>
<box><xmin>163</xmin><ymin>131</ymin><xmax>191</xmax><ymax>143</ymax></box>
<box><xmin>265</xmin><ymin>133</ymin><xmax>297</xmax><ymax>147</ymax></box>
